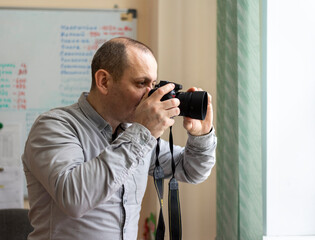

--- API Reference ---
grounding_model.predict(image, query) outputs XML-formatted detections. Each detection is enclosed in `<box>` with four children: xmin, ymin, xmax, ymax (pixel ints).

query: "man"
<box><xmin>22</xmin><ymin>37</ymin><xmax>217</xmax><ymax>240</ymax></box>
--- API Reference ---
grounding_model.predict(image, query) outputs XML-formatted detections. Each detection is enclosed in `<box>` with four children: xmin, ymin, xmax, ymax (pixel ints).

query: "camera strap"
<box><xmin>153</xmin><ymin>126</ymin><xmax>182</xmax><ymax>240</ymax></box>
<box><xmin>153</xmin><ymin>138</ymin><xmax>165</xmax><ymax>240</ymax></box>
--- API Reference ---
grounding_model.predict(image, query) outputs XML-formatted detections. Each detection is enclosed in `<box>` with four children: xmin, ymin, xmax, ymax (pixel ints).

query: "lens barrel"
<box><xmin>176</xmin><ymin>91</ymin><xmax>208</xmax><ymax>120</ymax></box>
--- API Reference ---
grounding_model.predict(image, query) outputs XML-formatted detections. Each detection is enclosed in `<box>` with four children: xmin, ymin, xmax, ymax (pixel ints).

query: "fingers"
<box><xmin>183</xmin><ymin>90</ymin><xmax>214</xmax><ymax>136</ymax></box>
<box><xmin>166</xmin><ymin>104</ymin><xmax>180</xmax><ymax>118</ymax></box>
<box><xmin>150</xmin><ymin>83</ymin><xmax>175</xmax><ymax>101</ymax></box>
<box><xmin>201</xmin><ymin>92</ymin><xmax>214</xmax><ymax>132</ymax></box>
<box><xmin>186</xmin><ymin>87</ymin><xmax>197</xmax><ymax>92</ymax></box>
<box><xmin>208</xmin><ymin>93</ymin><xmax>214</xmax><ymax>126</ymax></box>
<box><xmin>148</xmin><ymin>83</ymin><xmax>180</xmax><ymax>116</ymax></box>
<box><xmin>133</xmin><ymin>83</ymin><xmax>181</xmax><ymax>138</ymax></box>
<box><xmin>153</xmin><ymin>98</ymin><xmax>180</xmax><ymax>119</ymax></box>
<box><xmin>186</xmin><ymin>87</ymin><xmax>203</xmax><ymax>92</ymax></box>
<box><xmin>162</xmin><ymin>97</ymin><xmax>180</xmax><ymax>110</ymax></box>
<box><xmin>138</xmin><ymin>83</ymin><xmax>214</xmax><ymax>137</ymax></box>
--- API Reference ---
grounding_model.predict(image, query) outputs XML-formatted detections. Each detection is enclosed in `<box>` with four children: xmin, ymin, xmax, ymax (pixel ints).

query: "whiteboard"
<box><xmin>0</xmin><ymin>8</ymin><xmax>137</xmax><ymax>197</ymax></box>
<box><xmin>0</xmin><ymin>7</ymin><xmax>137</xmax><ymax>151</ymax></box>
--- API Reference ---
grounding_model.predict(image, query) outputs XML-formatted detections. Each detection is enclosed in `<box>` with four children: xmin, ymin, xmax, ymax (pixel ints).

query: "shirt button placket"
<box><xmin>122</xmin><ymin>185</ymin><xmax>128</xmax><ymax>239</ymax></box>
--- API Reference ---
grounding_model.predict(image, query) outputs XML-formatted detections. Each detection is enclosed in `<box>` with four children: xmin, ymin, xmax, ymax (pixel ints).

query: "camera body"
<box><xmin>149</xmin><ymin>80</ymin><xmax>208</xmax><ymax>120</ymax></box>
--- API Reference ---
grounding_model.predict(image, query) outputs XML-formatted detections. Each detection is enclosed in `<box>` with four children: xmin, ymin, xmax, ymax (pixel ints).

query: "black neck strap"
<box><xmin>153</xmin><ymin>126</ymin><xmax>182</xmax><ymax>240</ymax></box>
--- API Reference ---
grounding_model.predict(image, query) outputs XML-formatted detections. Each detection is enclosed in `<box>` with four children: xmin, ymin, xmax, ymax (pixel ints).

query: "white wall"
<box><xmin>265</xmin><ymin>0</ymin><xmax>315</xmax><ymax>238</ymax></box>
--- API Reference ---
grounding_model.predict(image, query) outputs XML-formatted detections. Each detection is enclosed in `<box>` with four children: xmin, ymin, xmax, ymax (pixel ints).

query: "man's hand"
<box><xmin>183</xmin><ymin>87</ymin><xmax>213</xmax><ymax>136</ymax></box>
<box><xmin>133</xmin><ymin>83</ymin><xmax>180</xmax><ymax>138</ymax></box>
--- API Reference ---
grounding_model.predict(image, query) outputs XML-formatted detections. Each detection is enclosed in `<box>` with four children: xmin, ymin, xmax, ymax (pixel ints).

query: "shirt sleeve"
<box><xmin>23</xmin><ymin>112</ymin><xmax>156</xmax><ymax>218</ymax></box>
<box><xmin>149</xmin><ymin>129</ymin><xmax>217</xmax><ymax>184</ymax></box>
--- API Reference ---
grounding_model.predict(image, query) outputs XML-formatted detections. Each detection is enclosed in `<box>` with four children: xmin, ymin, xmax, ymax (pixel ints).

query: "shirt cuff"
<box><xmin>187</xmin><ymin>127</ymin><xmax>217</xmax><ymax>150</ymax></box>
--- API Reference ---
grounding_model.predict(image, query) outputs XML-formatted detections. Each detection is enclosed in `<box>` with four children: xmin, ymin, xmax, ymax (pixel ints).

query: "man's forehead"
<box><xmin>126</xmin><ymin>45</ymin><xmax>153</xmax><ymax>56</ymax></box>
<box><xmin>127</xmin><ymin>47</ymin><xmax>157</xmax><ymax>65</ymax></box>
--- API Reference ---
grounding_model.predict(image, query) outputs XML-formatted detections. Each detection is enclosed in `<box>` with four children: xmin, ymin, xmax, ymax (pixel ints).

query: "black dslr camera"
<box><xmin>149</xmin><ymin>81</ymin><xmax>208</xmax><ymax>120</ymax></box>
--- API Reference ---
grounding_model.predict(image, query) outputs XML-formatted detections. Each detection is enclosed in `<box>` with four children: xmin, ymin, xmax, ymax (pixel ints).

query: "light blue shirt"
<box><xmin>22</xmin><ymin>93</ymin><xmax>217</xmax><ymax>240</ymax></box>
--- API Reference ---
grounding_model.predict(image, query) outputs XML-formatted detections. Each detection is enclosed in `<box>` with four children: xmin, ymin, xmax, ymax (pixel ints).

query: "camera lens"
<box><xmin>176</xmin><ymin>91</ymin><xmax>208</xmax><ymax>120</ymax></box>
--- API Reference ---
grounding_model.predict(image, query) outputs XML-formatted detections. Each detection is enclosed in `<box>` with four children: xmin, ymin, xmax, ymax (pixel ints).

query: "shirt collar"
<box><xmin>78</xmin><ymin>92</ymin><xmax>112</xmax><ymax>132</ymax></box>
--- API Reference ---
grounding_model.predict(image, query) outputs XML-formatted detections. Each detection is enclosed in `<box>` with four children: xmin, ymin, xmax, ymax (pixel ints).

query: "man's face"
<box><xmin>106</xmin><ymin>47</ymin><xmax>158</xmax><ymax>124</ymax></box>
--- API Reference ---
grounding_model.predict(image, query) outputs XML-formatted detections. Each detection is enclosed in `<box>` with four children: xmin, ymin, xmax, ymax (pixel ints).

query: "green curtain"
<box><xmin>216</xmin><ymin>0</ymin><xmax>263</xmax><ymax>239</ymax></box>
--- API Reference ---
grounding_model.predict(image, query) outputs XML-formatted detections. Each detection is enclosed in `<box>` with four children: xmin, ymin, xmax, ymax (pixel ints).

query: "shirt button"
<box><xmin>123</xmin><ymin>199</ymin><xmax>127</xmax><ymax>204</ymax></box>
<box><xmin>123</xmin><ymin>228</ymin><xmax>126</xmax><ymax>233</ymax></box>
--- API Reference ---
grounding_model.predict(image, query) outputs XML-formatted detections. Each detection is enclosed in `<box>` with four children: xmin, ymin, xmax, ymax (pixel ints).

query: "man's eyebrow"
<box><xmin>134</xmin><ymin>77</ymin><xmax>157</xmax><ymax>83</ymax></box>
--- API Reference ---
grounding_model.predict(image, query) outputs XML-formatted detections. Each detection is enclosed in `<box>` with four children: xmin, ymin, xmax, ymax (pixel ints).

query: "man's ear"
<box><xmin>94</xmin><ymin>69</ymin><xmax>112</xmax><ymax>94</ymax></box>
